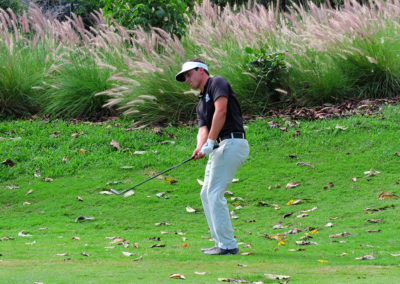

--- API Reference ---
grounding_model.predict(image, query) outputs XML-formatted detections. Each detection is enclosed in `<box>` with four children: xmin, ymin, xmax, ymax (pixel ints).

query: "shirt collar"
<box><xmin>199</xmin><ymin>77</ymin><xmax>211</xmax><ymax>99</ymax></box>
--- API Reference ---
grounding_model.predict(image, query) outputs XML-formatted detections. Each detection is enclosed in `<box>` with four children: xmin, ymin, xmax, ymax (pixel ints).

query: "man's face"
<box><xmin>184</xmin><ymin>68</ymin><xmax>201</xmax><ymax>89</ymax></box>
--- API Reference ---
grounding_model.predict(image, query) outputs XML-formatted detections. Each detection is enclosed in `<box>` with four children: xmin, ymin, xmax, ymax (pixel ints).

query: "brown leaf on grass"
<box><xmin>150</xmin><ymin>244</ymin><xmax>165</xmax><ymax>248</ymax></box>
<box><xmin>230</xmin><ymin>211</ymin><xmax>239</xmax><ymax>219</ymax></box>
<box><xmin>18</xmin><ymin>231</ymin><xmax>32</xmax><ymax>237</ymax></box>
<box><xmin>367</xmin><ymin>219</ymin><xmax>382</xmax><ymax>223</ymax></box>
<box><xmin>390</xmin><ymin>253</ymin><xmax>400</xmax><ymax>257</ymax></box>
<box><xmin>23</xmin><ymin>202</ymin><xmax>31</xmax><ymax>206</ymax></box>
<box><xmin>110</xmin><ymin>140</ymin><xmax>121</xmax><ymax>150</ymax></box>
<box><xmin>301</xmin><ymin>206</ymin><xmax>318</xmax><ymax>213</ymax></box>
<box><xmin>133</xmin><ymin>256</ymin><xmax>143</xmax><ymax>261</ymax></box>
<box><xmin>364</xmin><ymin>169</ymin><xmax>380</xmax><ymax>177</ymax></box>
<box><xmin>218</xmin><ymin>278</ymin><xmax>249</xmax><ymax>283</ymax></box>
<box><xmin>123</xmin><ymin>190</ymin><xmax>135</xmax><ymax>197</ymax></box>
<box><xmin>72</xmin><ymin>236</ymin><xmax>80</xmax><ymax>240</ymax></box>
<box><xmin>62</xmin><ymin>156</ymin><xmax>68</xmax><ymax>162</ymax></box>
<box><xmin>356</xmin><ymin>254</ymin><xmax>375</xmax><ymax>260</ymax></box>
<box><xmin>245</xmin><ymin>219</ymin><xmax>256</xmax><ymax>223</ymax></box>
<box><xmin>122</xmin><ymin>251</ymin><xmax>135</xmax><ymax>256</ymax></box>
<box><xmin>77</xmin><ymin>196</ymin><xmax>83</xmax><ymax>201</ymax></box>
<box><xmin>99</xmin><ymin>191</ymin><xmax>113</xmax><ymax>195</ymax></box>
<box><xmin>329</xmin><ymin>232</ymin><xmax>350</xmax><ymax>238</ymax></box>
<box><xmin>156</xmin><ymin>192</ymin><xmax>169</xmax><ymax>199</ymax></box>
<box><xmin>287</xmin><ymin>154</ymin><xmax>298</xmax><ymax>159</ymax></box>
<box><xmin>264</xmin><ymin>273</ymin><xmax>290</xmax><ymax>280</ymax></box>
<box><xmin>288</xmin><ymin>228</ymin><xmax>302</xmax><ymax>234</ymax></box>
<box><xmin>2</xmin><ymin>158</ymin><xmax>15</xmax><ymax>167</ymax></box>
<box><xmin>378</xmin><ymin>191</ymin><xmax>398</xmax><ymax>200</ymax></box>
<box><xmin>258</xmin><ymin>201</ymin><xmax>280</xmax><ymax>210</ymax></box>
<box><xmin>74</xmin><ymin>216</ymin><xmax>95</xmax><ymax>222</ymax></box>
<box><xmin>7</xmin><ymin>185</ymin><xmax>19</xmax><ymax>190</ymax></box>
<box><xmin>42</xmin><ymin>177</ymin><xmax>53</xmax><ymax>182</ymax></box>
<box><xmin>395</xmin><ymin>152</ymin><xmax>400</xmax><ymax>157</ymax></box>
<box><xmin>81</xmin><ymin>252</ymin><xmax>91</xmax><ymax>257</ymax></box>
<box><xmin>293</xmin><ymin>131</ymin><xmax>301</xmax><ymax>136</ymax></box>
<box><xmin>323</xmin><ymin>182</ymin><xmax>334</xmax><ymax>190</ymax></box>
<box><xmin>366</xmin><ymin>229</ymin><xmax>381</xmax><ymax>233</ymax></box>
<box><xmin>25</xmin><ymin>189</ymin><xmax>33</xmax><ymax>196</ymax></box>
<box><xmin>1</xmin><ymin>236</ymin><xmax>15</xmax><ymax>241</ymax></box>
<box><xmin>286</xmin><ymin>182</ymin><xmax>300</xmax><ymax>189</ymax></box>
<box><xmin>273</xmin><ymin>222</ymin><xmax>286</xmax><ymax>230</ymax></box>
<box><xmin>186</xmin><ymin>206</ymin><xmax>197</xmax><ymax>213</ymax></box>
<box><xmin>297</xmin><ymin>162</ymin><xmax>315</xmax><ymax>169</ymax></box>
<box><xmin>155</xmin><ymin>222</ymin><xmax>170</xmax><ymax>226</ymax></box>
<box><xmin>296</xmin><ymin>241</ymin><xmax>318</xmax><ymax>245</ymax></box>
<box><xmin>283</xmin><ymin>212</ymin><xmax>294</xmax><ymax>218</ymax></box>
<box><xmin>79</xmin><ymin>149</ymin><xmax>86</xmax><ymax>155</ymax></box>
<box><xmin>286</xmin><ymin>199</ymin><xmax>303</xmax><ymax>206</ymax></box>
<box><xmin>134</xmin><ymin>151</ymin><xmax>147</xmax><ymax>155</ymax></box>
<box><xmin>296</xmin><ymin>214</ymin><xmax>309</xmax><ymax>218</ymax></box>
<box><xmin>164</xmin><ymin>177</ymin><xmax>178</xmax><ymax>184</ymax></box>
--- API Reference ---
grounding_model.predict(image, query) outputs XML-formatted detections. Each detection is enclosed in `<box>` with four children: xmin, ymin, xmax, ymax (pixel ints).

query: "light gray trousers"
<box><xmin>200</xmin><ymin>138</ymin><xmax>249</xmax><ymax>249</ymax></box>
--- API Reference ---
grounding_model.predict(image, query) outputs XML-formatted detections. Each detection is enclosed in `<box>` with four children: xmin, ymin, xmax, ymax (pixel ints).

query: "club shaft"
<box><xmin>117</xmin><ymin>156</ymin><xmax>194</xmax><ymax>194</ymax></box>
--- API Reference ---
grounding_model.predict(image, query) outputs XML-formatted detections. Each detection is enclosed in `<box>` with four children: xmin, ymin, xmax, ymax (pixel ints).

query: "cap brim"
<box><xmin>175</xmin><ymin>61</ymin><xmax>208</xmax><ymax>82</ymax></box>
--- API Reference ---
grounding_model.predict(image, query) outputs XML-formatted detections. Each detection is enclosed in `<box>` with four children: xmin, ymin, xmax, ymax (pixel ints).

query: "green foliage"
<box><xmin>40</xmin><ymin>51</ymin><xmax>115</xmax><ymax>119</ymax></box>
<box><xmin>244</xmin><ymin>45</ymin><xmax>288</xmax><ymax>103</ymax></box>
<box><xmin>0</xmin><ymin>41</ymin><xmax>48</xmax><ymax>117</ymax></box>
<box><xmin>0</xmin><ymin>0</ymin><xmax>23</xmax><ymax>14</ymax></box>
<box><xmin>102</xmin><ymin>0</ymin><xmax>192</xmax><ymax>38</ymax></box>
<box><xmin>70</xmin><ymin>0</ymin><xmax>106</xmax><ymax>27</ymax></box>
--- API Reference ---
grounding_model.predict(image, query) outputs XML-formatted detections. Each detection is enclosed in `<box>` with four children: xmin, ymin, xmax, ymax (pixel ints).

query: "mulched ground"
<box><xmin>244</xmin><ymin>96</ymin><xmax>400</xmax><ymax>122</ymax></box>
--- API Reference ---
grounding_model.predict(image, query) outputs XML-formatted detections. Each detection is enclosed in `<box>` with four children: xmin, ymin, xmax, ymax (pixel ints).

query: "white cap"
<box><xmin>175</xmin><ymin>61</ymin><xmax>208</xmax><ymax>82</ymax></box>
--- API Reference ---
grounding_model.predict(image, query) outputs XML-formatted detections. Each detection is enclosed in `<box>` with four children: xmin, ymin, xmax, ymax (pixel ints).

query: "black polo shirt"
<box><xmin>196</xmin><ymin>76</ymin><xmax>245</xmax><ymax>138</ymax></box>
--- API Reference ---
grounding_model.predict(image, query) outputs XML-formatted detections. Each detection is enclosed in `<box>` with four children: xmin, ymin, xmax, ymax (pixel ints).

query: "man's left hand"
<box><xmin>200</xmin><ymin>139</ymin><xmax>215</xmax><ymax>155</ymax></box>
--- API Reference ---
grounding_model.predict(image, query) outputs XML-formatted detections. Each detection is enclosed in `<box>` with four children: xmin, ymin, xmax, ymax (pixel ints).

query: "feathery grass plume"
<box><xmin>40</xmin><ymin>47</ymin><xmax>116</xmax><ymax>119</ymax></box>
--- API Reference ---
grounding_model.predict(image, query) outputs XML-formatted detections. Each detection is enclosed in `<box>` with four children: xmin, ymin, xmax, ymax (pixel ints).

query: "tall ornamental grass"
<box><xmin>2</xmin><ymin>0</ymin><xmax>400</xmax><ymax>123</ymax></box>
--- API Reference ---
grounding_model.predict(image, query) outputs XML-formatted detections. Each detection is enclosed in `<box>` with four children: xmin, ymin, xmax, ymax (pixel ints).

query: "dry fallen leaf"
<box><xmin>296</xmin><ymin>241</ymin><xmax>318</xmax><ymax>245</ymax></box>
<box><xmin>329</xmin><ymin>232</ymin><xmax>350</xmax><ymax>238</ymax></box>
<box><xmin>25</xmin><ymin>189</ymin><xmax>33</xmax><ymax>196</ymax></box>
<box><xmin>325</xmin><ymin>223</ymin><xmax>334</xmax><ymax>227</ymax></box>
<box><xmin>218</xmin><ymin>278</ymin><xmax>249</xmax><ymax>283</ymax></box>
<box><xmin>169</xmin><ymin>273</ymin><xmax>186</xmax><ymax>280</ymax></box>
<box><xmin>156</xmin><ymin>192</ymin><xmax>169</xmax><ymax>199</ymax></box>
<box><xmin>296</xmin><ymin>214</ymin><xmax>309</xmax><ymax>218</ymax></box>
<box><xmin>367</xmin><ymin>219</ymin><xmax>382</xmax><ymax>223</ymax></box>
<box><xmin>18</xmin><ymin>231</ymin><xmax>32</xmax><ymax>237</ymax></box>
<box><xmin>23</xmin><ymin>202</ymin><xmax>31</xmax><ymax>206</ymax></box>
<box><xmin>133</xmin><ymin>256</ymin><xmax>143</xmax><ymax>261</ymax></box>
<box><xmin>81</xmin><ymin>252</ymin><xmax>91</xmax><ymax>257</ymax></box>
<box><xmin>134</xmin><ymin>151</ymin><xmax>147</xmax><ymax>155</ymax></box>
<box><xmin>42</xmin><ymin>177</ymin><xmax>53</xmax><ymax>182</ymax></box>
<box><xmin>197</xmin><ymin>179</ymin><xmax>204</xmax><ymax>186</ymax></box>
<box><xmin>273</xmin><ymin>222</ymin><xmax>286</xmax><ymax>230</ymax></box>
<box><xmin>297</xmin><ymin>162</ymin><xmax>315</xmax><ymax>169</ymax></box>
<box><xmin>123</xmin><ymin>190</ymin><xmax>135</xmax><ymax>197</ymax></box>
<box><xmin>7</xmin><ymin>185</ymin><xmax>19</xmax><ymax>189</ymax></box>
<box><xmin>318</xmin><ymin>259</ymin><xmax>328</xmax><ymax>263</ymax></box>
<box><xmin>194</xmin><ymin>271</ymin><xmax>209</xmax><ymax>275</ymax></box>
<box><xmin>264</xmin><ymin>273</ymin><xmax>290</xmax><ymax>280</ymax></box>
<box><xmin>301</xmin><ymin>206</ymin><xmax>318</xmax><ymax>213</ymax></box>
<box><xmin>122</xmin><ymin>251</ymin><xmax>135</xmax><ymax>256</ymax></box>
<box><xmin>286</xmin><ymin>182</ymin><xmax>300</xmax><ymax>189</ymax></box>
<box><xmin>1</xmin><ymin>158</ymin><xmax>15</xmax><ymax>167</ymax></box>
<box><xmin>364</xmin><ymin>169</ymin><xmax>380</xmax><ymax>177</ymax></box>
<box><xmin>258</xmin><ymin>201</ymin><xmax>280</xmax><ymax>210</ymax></box>
<box><xmin>74</xmin><ymin>216</ymin><xmax>95</xmax><ymax>222</ymax></box>
<box><xmin>390</xmin><ymin>253</ymin><xmax>400</xmax><ymax>257</ymax></box>
<box><xmin>110</xmin><ymin>140</ymin><xmax>121</xmax><ymax>150</ymax></box>
<box><xmin>99</xmin><ymin>191</ymin><xmax>113</xmax><ymax>195</ymax></box>
<box><xmin>378</xmin><ymin>191</ymin><xmax>398</xmax><ymax>200</ymax></box>
<box><xmin>230</xmin><ymin>211</ymin><xmax>239</xmax><ymax>219</ymax></box>
<box><xmin>186</xmin><ymin>206</ymin><xmax>197</xmax><ymax>213</ymax></box>
<box><xmin>356</xmin><ymin>254</ymin><xmax>375</xmax><ymax>260</ymax></box>
<box><xmin>77</xmin><ymin>196</ymin><xmax>83</xmax><ymax>201</ymax></box>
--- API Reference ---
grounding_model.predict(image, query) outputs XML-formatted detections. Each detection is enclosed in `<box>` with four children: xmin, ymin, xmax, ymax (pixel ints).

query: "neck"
<box><xmin>200</xmin><ymin>75</ymin><xmax>209</xmax><ymax>93</ymax></box>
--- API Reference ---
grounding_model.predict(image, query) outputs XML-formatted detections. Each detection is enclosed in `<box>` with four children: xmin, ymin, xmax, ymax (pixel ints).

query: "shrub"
<box><xmin>40</xmin><ymin>50</ymin><xmax>115</xmax><ymax>119</ymax></box>
<box><xmin>102</xmin><ymin>0</ymin><xmax>193</xmax><ymax>38</ymax></box>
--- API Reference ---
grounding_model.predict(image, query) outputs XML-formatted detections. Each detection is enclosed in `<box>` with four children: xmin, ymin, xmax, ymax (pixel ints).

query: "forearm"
<box><xmin>196</xmin><ymin>126</ymin><xmax>209</xmax><ymax>150</ymax></box>
<box><xmin>208</xmin><ymin>109</ymin><xmax>226</xmax><ymax>141</ymax></box>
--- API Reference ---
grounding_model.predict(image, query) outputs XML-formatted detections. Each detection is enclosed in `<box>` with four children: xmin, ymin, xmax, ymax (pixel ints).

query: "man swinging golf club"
<box><xmin>176</xmin><ymin>59</ymin><xmax>249</xmax><ymax>255</ymax></box>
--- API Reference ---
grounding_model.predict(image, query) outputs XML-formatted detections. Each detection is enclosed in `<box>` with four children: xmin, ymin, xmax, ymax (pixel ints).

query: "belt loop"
<box><xmin>231</xmin><ymin>133</ymin><xmax>234</xmax><ymax>139</ymax></box>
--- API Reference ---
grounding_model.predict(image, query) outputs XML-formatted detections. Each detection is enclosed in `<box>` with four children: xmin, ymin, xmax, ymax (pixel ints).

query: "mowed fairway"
<box><xmin>1</xmin><ymin>106</ymin><xmax>400</xmax><ymax>283</ymax></box>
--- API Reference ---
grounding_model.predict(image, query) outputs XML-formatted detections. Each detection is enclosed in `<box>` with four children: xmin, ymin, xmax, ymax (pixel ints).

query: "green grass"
<box><xmin>1</xmin><ymin>106</ymin><xmax>400</xmax><ymax>283</ymax></box>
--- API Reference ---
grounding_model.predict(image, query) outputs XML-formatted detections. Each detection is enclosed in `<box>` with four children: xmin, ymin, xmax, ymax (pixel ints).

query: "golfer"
<box><xmin>176</xmin><ymin>59</ymin><xmax>249</xmax><ymax>255</ymax></box>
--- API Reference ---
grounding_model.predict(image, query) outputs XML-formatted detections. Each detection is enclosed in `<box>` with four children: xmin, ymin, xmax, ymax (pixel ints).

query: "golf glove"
<box><xmin>201</xmin><ymin>139</ymin><xmax>215</xmax><ymax>155</ymax></box>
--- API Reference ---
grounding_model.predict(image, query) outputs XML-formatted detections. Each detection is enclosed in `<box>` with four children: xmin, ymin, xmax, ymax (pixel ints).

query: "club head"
<box><xmin>110</xmin><ymin>188</ymin><xmax>121</xmax><ymax>195</ymax></box>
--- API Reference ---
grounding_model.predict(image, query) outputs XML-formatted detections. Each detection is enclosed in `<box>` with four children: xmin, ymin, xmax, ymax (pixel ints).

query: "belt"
<box><xmin>217</xmin><ymin>132</ymin><xmax>246</xmax><ymax>143</ymax></box>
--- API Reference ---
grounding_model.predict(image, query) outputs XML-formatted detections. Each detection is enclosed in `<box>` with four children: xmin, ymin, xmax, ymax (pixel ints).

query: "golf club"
<box><xmin>110</xmin><ymin>156</ymin><xmax>194</xmax><ymax>195</ymax></box>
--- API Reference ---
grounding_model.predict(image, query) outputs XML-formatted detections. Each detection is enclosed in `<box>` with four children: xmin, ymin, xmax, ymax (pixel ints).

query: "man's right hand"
<box><xmin>192</xmin><ymin>148</ymin><xmax>206</xmax><ymax>160</ymax></box>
